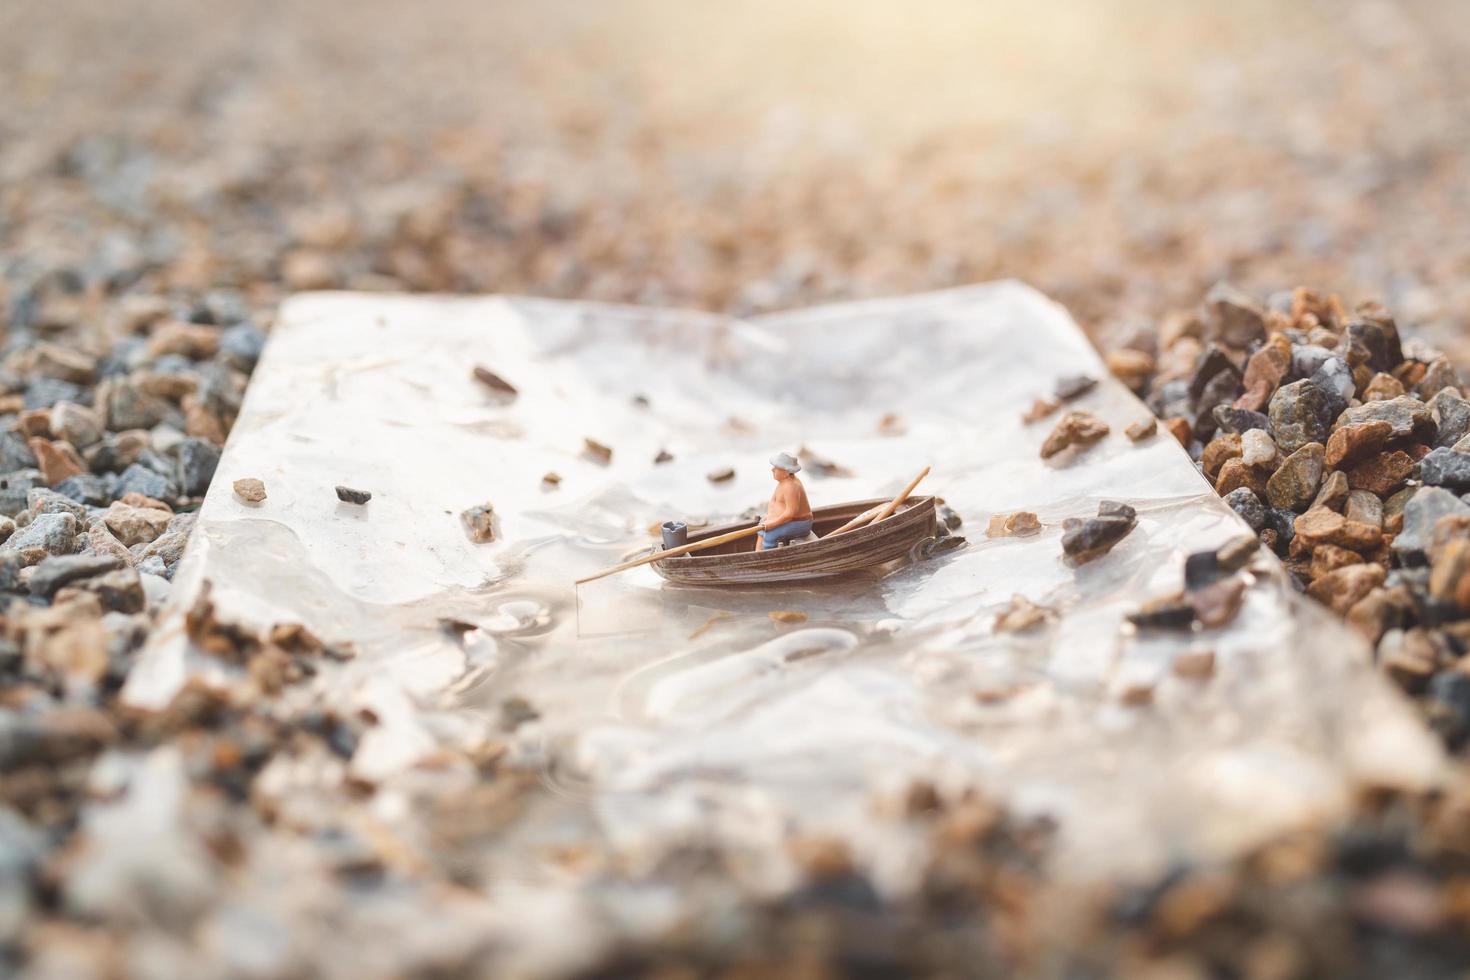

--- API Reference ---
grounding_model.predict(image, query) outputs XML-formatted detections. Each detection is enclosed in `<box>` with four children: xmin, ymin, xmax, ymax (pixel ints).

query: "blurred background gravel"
<box><xmin>5</xmin><ymin>0</ymin><xmax>1469</xmax><ymax>345</ymax></box>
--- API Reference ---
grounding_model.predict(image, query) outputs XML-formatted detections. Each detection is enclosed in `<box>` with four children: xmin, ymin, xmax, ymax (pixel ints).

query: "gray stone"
<box><xmin>134</xmin><ymin>512</ymin><xmax>196</xmax><ymax>571</ymax></box>
<box><xmin>107</xmin><ymin>380</ymin><xmax>175</xmax><ymax>430</ymax></box>
<box><xmin>1341</xmin><ymin>316</ymin><xmax>1404</xmax><ymax>373</ymax></box>
<box><xmin>26</xmin><ymin>487</ymin><xmax>89</xmax><ymax>523</ymax></box>
<box><xmin>84</xmin><ymin>431</ymin><xmax>148</xmax><ymax>474</ymax></box>
<box><xmin>1204</xmin><ymin>281</ymin><xmax>1266</xmax><ymax>347</ymax></box>
<box><xmin>5</xmin><ymin>512</ymin><xmax>77</xmax><ymax>556</ymax></box>
<box><xmin>1313</xmin><ymin>470</ymin><xmax>1350</xmax><ymax>511</ymax></box>
<box><xmin>0</xmin><ymin>432</ymin><xmax>36</xmax><ymax>473</ymax></box>
<box><xmin>219</xmin><ymin>324</ymin><xmax>266</xmax><ymax>370</ymax></box>
<box><xmin>0</xmin><ymin>552</ymin><xmax>21</xmax><ymax>591</ymax></box>
<box><xmin>0</xmin><ymin>470</ymin><xmax>42</xmax><ymax>518</ymax></box>
<box><xmin>136</xmin><ymin>554</ymin><xmax>167</xmax><ymax>578</ymax></box>
<box><xmin>24</xmin><ymin>376</ymin><xmax>85</xmax><ymax>410</ymax></box>
<box><xmin>57</xmin><ymin>566</ymin><xmax>144</xmax><ymax>613</ymax></box>
<box><xmin>335</xmin><ymin>485</ymin><xmax>371</xmax><ymax>505</ymax></box>
<box><xmin>1211</xmin><ymin>405</ymin><xmax>1270</xmax><ymax>435</ymax></box>
<box><xmin>1431</xmin><ymin>388</ymin><xmax>1470</xmax><ymax>449</ymax></box>
<box><xmin>53</xmin><ymin>474</ymin><xmax>110</xmax><ymax>507</ymax></box>
<box><xmin>1335</xmin><ymin>395</ymin><xmax>1435</xmax><ymax>443</ymax></box>
<box><xmin>1309</xmin><ymin>356</ymin><xmax>1355</xmax><ymax>416</ymax></box>
<box><xmin>1346</xmin><ymin>490</ymin><xmax>1384</xmax><ymax>529</ymax></box>
<box><xmin>50</xmin><ymin>401</ymin><xmax>104</xmax><ymax>448</ymax></box>
<box><xmin>29</xmin><ymin>554</ymin><xmax>124</xmax><ymax>599</ymax></box>
<box><xmin>1417</xmin><ymin>447</ymin><xmax>1470</xmax><ymax>491</ymax></box>
<box><xmin>1417</xmin><ymin>358</ymin><xmax>1461</xmax><ymax>400</ymax></box>
<box><xmin>114</xmin><ymin>463</ymin><xmax>178</xmax><ymax>503</ymax></box>
<box><xmin>1393</xmin><ymin>487</ymin><xmax>1470</xmax><ymax>564</ymax></box>
<box><xmin>1061</xmin><ymin>511</ymin><xmax>1136</xmax><ymax>564</ymax></box>
<box><xmin>1097</xmin><ymin>500</ymin><xmax>1137</xmax><ymax>522</ymax></box>
<box><xmin>1268</xmin><ymin>379</ymin><xmax>1334</xmax><ymax>453</ymax></box>
<box><xmin>1264</xmin><ymin>507</ymin><xmax>1297</xmax><ymax>550</ymax></box>
<box><xmin>1291</xmin><ymin>344</ymin><xmax>1334</xmax><ymax>380</ymax></box>
<box><xmin>1223</xmin><ymin>487</ymin><xmax>1266</xmax><ymax>532</ymax></box>
<box><xmin>174</xmin><ymin>438</ymin><xmax>220</xmax><ymax>497</ymax></box>
<box><xmin>1266</xmin><ymin>442</ymin><xmax>1325</xmax><ymax>512</ymax></box>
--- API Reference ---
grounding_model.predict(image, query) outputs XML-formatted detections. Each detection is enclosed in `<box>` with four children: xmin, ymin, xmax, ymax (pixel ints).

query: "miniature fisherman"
<box><xmin>756</xmin><ymin>451</ymin><xmax>815</xmax><ymax>551</ymax></box>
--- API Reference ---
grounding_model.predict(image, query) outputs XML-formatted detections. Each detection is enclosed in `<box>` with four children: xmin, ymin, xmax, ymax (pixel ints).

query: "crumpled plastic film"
<box><xmin>130</xmin><ymin>281</ymin><xmax>1442</xmax><ymax>905</ymax></box>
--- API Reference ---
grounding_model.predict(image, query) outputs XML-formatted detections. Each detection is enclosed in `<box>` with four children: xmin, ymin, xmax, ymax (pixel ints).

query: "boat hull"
<box><xmin>651</xmin><ymin>496</ymin><xmax>937</xmax><ymax>585</ymax></box>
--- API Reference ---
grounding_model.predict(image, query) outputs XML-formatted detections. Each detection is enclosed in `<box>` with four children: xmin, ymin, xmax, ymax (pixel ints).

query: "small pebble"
<box><xmin>233</xmin><ymin>477</ymin><xmax>267</xmax><ymax>503</ymax></box>
<box><xmin>584</xmin><ymin>438</ymin><xmax>613</xmax><ymax>465</ymax></box>
<box><xmin>335</xmin><ymin>486</ymin><xmax>371</xmax><ymax>505</ymax></box>
<box><xmin>471</xmin><ymin>366</ymin><xmax>518</xmax><ymax>399</ymax></box>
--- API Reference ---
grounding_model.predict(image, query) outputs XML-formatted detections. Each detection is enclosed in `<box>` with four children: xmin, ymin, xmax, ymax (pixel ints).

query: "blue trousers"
<box><xmin>761</xmin><ymin>519</ymin><xmax>814</xmax><ymax>548</ymax></box>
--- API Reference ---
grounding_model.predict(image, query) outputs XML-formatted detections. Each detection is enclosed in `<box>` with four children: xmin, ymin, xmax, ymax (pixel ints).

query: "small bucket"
<box><xmin>661</xmin><ymin>520</ymin><xmax>689</xmax><ymax>550</ymax></box>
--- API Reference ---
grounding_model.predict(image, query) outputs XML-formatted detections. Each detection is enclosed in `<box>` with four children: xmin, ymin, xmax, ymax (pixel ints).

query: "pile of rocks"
<box><xmin>1111</xmin><ymin>284</ymin><xmax>1470</xmax><ymax>747</ymax></box>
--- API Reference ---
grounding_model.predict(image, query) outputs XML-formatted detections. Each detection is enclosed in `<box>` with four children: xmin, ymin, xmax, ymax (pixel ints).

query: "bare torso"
<box><xmin>764</xmin><ymin>476</ymin><xmax>813</xmax><ymax>528</ymax></box>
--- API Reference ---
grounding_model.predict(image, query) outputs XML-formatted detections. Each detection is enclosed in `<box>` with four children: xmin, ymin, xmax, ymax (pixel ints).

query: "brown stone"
<box><xmin>134</xmin><ymin>370</ymin><xmax>198</xmax><ymax>400</ymax></box>
<box><xmin>1215</xmin><ymin>457</ymin><xmax>1267</xmax><ymax>496</ymax></box>
<box><xmin>1021</xmin><ymin>397</ymin><xmax>1060</xmax><ymax>424</ymax></box>
<box><xmin>282</xmin><ymin>249</ymin><xmax>338</xmax><ymax>289</ymax></box>
<box><xmin>986</xmin><ymin>511</ymin><xmax>1041</xmax><ymax>537</ymax></box>
<box><xmin>1125</xmin><ymin>417</ymin><xmax>1157</xmax><ymax>442</ymax></box>
<box><xmin>183</xmin><ymin>399</ymin><xmax>228</xmax><ymax>445</ymax></box>
<box><xmin>87</xmin><ymin>524</ymin><xmax>133</xmax><ymax>566</ymax></box>
<box><xmin>1105</xmin><ymin>349</ymin><xmax>1154</xmax><ymax>392</ymax></box>
<box><xmin>994</xmin><ymin>594</ymin><xmax>1052</xmax><ymax>633</ymax></box>
<box><xmin>1345</xmin><ymin>450</ymin><xmax>1414</xmax><ymax>497</ymax></box>
<box><xmin>27</xmin><ymin>437</ymin><xmax>83</xmax><ymax>486</ymax></box>
<box><xmin>147</xmin><ymin>321</ymin><xmax>221</xmax><ymax>359</ymax></box>
<box><xmin>1363</xmin><ymin>373</ymin><xmax>1405</xmax><ymax>401</ymax></box>
<box><xmin>1265</xmin><ymin>442</ymin><xmax>1324</xmax><ymax>511</ymax></box>
<box><xmin>1201</xmin><ymin>433</ymin><xmax>1243</xmax><ymax>480</ymax></box>
<box><xmin>1346</xmin><ymin>587</ymin><xmax>1411</xmax><ymax>645</ymax></box>
<box><xmin>1190</xmin><ymin>576</ymin><xmax>1245</xmax><ymax>628</ymax></box>
<box><xmin>1172</xmin><ymin>649</ymin><xmax>1216</xmax><ymax>680</ymax></box>
<box><xmin>1157</xmin><ymin>336</ymin><xmax>1203</xmax><ymax>382</ymax></box>
<box><xmin>471</xmin><ymin>365</ymin><xmax>519</xmax><ymax>399</ymax></box>
<box><xmin>1307</xmin><ymin>562</ymin><xmax>1387</xmax><ymax>614</ymax></box>
<box><xmin>17</xmin><ymin>408</ymin><xmax>51</xmax><ymax>438</ymax></box>
<box><xmin>1163</xmin><ymin>417</ymin><xmax>1191</xmax><ymax>447</ymax></box>
<box><xmin>1311</xmin><ymin>543</ymin><xmax>1364</xmax><ymax>579</ymax></box>
<box><xmin>583</xmin><ymin>438</ymin><xmax>613</xmax><ymax>464</ymax></box>
<box><xmin>103</xmin><ymin>502</ymin><xmax>172</xmax><ymax>546</ymax></box>
<box><xmin>1430</xmin><ymin>538</ymin><xmax>1470</xmax><ymax>612</ymax></box>
<box><xmin>33</xmin><ymin>343</ymin><xmax>98</xmax><ymax>384</ymax></box>
<box><xmin>1294</xmin><ymin>507</ymin><xmax>1381</xmax><ymax>552</ymax></box>
<box><xmin>1325</xmin><ymin>419</ymin><xmax>1393</xmax><ymax>468</ymax></box>
<box><xmin>1236</xmin><ymin>334</ymin><xmax>1292</xmax><ymax>411</ymax></box>
<box><xmin>119</xmin><ymin>492</ymin><xmax>171</xmax><ymax>512</ymax></box>
<box><xmin>233</xmin><ymin>478</ymin><xmax>267</xmax><ymax>503</ymax></box>
<box><xmin>1380</xmin><ymin>630</ymin><xmax>1437</xmax><ymax>690</ymax></box>
<box><xmin>1040</xmin><ymin>411</ymin><xmax>1110</xmax><ymax>459</ymax></box>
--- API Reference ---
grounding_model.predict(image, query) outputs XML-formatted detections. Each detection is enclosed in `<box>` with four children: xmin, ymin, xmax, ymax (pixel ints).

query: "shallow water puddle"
<box><xmin>129</xmin><ymin>283</ymin><xmax>1441</xmax><ymax>903</ymax></box>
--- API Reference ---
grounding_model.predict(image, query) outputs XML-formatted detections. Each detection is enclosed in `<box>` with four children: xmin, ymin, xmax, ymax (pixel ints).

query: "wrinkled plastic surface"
<box><xmin>130</xmin><ymin>282</ymin><xmax>1441</xmax><ymax>924</ymax></box>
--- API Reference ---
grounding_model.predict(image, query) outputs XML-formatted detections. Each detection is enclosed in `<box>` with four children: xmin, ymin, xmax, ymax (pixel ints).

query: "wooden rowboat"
<box><xmin>651</xmin><ymin>496</ymin><xmax>938</xmax><ymax>585</ymax></box>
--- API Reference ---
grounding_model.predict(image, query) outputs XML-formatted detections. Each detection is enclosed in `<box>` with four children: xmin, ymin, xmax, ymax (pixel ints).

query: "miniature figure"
<box><xmin>755</xmin><ymin>451</ymin><xmax>815</xmax><ymax>551</ymax></box>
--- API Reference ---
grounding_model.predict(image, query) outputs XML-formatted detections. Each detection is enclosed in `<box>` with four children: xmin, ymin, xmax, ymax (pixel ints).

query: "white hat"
<box><xmin>769</xmin><ymin>450</ymin><xmax>801</xmax><ymax>473</ymax></box>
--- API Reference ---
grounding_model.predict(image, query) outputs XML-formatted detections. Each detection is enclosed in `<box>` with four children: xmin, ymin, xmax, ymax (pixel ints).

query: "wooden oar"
<box><xmin>825</xmin><ymin>466</ymin><xmax>931</xmax><ymax>538</ymax></box>
<box><xmin>575</xmin><ymin>524</ymin><xmax>762</xmax><ymax>584</ymax></box>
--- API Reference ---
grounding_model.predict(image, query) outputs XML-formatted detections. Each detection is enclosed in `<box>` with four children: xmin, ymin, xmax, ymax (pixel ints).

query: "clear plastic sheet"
<box><xmin>126</xmin><ymin>282</ymin><xmax>1442</xmax><ymax>964</ymax></box>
